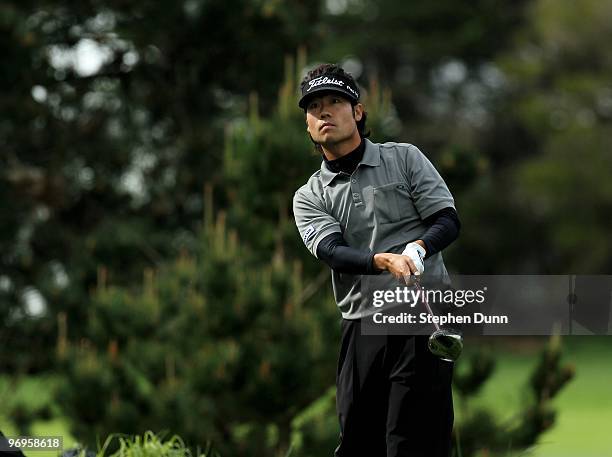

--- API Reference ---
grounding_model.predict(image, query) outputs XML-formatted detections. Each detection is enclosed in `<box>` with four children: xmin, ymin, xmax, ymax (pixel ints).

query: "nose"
<box><xmin>320</xmin><ymin>102</ymin><xmax>332</xmax><ymax>118</ymax></box>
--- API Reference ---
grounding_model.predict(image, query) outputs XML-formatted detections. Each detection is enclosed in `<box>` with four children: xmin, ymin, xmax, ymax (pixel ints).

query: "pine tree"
<box><xmin>55</xmin><ymin>50</ymin><xmax>399</xmax><ymax>456</ymax></box>
<box><xmin>452</xmin><ymin>335</ymin><xmax>574</xmax><ymax>456</ymax></box>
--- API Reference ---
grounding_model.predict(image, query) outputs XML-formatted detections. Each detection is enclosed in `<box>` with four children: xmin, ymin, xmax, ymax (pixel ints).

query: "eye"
<box><xmin>332</xmin><ymin>97</ymin><xmax>341</xmax><ymax>103</ymax></box>
<box><xmin>307</xmin><ymin>101</ymin><xmax>319</xmax><ymax>110</ymax></box>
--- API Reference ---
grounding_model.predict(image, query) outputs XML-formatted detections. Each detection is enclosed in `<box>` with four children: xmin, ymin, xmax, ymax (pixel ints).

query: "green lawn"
<box><xmin>454</xmin><ymin>336</ymin><xmax>612</xmax><ymax>457</ymax></box>
<box><xmin>2</xmin><ymin>336</ymin><xmax>611</xmax><ymax>456</ymax></box>
<box><xmin>0</xmin><ymin>375</ymin><xmax>78</xmax><ymax>457</ymax></box>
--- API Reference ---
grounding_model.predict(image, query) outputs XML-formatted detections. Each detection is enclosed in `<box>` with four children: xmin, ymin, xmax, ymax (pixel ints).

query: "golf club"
<box><xmin>408</xmin><ymin>276</ymin><xmax>463</xmax><ymax>362</ymax></box>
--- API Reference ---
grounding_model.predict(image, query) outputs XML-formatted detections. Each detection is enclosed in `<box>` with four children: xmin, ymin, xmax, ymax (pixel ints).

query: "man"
<box><xmin>292</xmin><ymin>63</ymin><xmax>461</xmax><ymax>457</ymax></box>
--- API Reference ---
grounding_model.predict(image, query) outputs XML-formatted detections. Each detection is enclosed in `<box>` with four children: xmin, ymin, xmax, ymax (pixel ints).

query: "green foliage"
<box><xmin>71</xmin><ymin>430</ymin><xmax>219</xmax><ymax>457</ymax></box>
<box><xmin>453</xmin><ymin>336</ymin><xmax>574</xmax><ymax>456</ymax></box>
<box><xmin>3</xmin><ymin>0</ymin><xmax>610</xmax><ymax>455</ymax></box>
<box><xmin>0</xmin><ymin>0</ymin><xmax>326</xmax><ymax>372</ymax></box>
<box><xmin>0</xmin><ymin>375</ymin><xmax>61</xmax><ymax>437</ymax></box>
<box><xmin>289</xmin><ymin>387</ymin><xmax>338</xmax><ymax>457</ymax></box>
<box><xmin>453</xmin><ymin>351</ymin><xmax>495</xmax><ymax>398</ymax></box>
<box><xmin>53</xmin><ymin>51</ymin><xmax>398</xmax><ymax>455</ymax></box>
<box><xmin>489</xmin><ymin>0</ymin><xmax>612</xmax><ymax>273</ymax></box>
<box><xmin>56</xmin><ymin>212</ymin><xmax>335</xmax><ymax>456</ymax></box>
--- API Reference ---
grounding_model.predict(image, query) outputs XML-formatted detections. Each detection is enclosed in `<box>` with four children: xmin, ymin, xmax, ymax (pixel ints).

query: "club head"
<box><xmin>428</xmin><ymin>329</ymin><xmax>463</xmax><ymax>362</ymax></box>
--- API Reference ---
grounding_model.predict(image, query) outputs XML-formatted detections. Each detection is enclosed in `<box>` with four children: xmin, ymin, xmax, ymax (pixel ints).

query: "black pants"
<box><xmin>335</xmin><ymin>318</ymin><xmax>454</xmax><ymax>457</ymax></box>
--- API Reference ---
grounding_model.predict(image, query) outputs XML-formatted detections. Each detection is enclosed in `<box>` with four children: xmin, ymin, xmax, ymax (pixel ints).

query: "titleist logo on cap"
<box><xmin>298</xmin><ymin>71</ymin><xmax>360</xmax><ymax>108</ymax></box>
<box><xmin>344</xmin><ymin>84</ymin><xmax>359</xmax><ymax>98</ymax></box>
<box><xmin>307</xmin><ymin>76</ymin><xmax>345</xmax><ymax>92</ymax></box>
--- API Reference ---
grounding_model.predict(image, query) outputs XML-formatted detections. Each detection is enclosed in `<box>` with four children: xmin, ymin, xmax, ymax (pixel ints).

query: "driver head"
<box><xmin>428</xmin><ymin>329</ymin><xmax>463</xmax><ymax>362</ymax></box>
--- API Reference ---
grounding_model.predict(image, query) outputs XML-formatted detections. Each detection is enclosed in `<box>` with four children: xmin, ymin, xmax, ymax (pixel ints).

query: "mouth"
<box><xmin>320</xmin><ymin>122</ymin><xmax>335</xmax><ymax>131</ymax></box>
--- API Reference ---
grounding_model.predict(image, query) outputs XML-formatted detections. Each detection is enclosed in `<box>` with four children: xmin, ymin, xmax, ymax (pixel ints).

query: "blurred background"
<box><xmin>1</xmin><ymin>0</ymin><xmax>611</xmax><ymax>456</ymax></box>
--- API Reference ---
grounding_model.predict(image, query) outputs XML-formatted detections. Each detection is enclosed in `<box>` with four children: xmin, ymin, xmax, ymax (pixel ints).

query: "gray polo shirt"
<box><xmin>293</xmin><ymin>139</ymin><xmax>456</xmax><ymax>319</ymax></box>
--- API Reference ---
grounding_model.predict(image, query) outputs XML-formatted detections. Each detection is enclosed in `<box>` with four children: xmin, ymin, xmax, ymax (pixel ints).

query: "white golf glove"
<box><xmin>401</xmin><ymin>242</ymin><xmax>426</xmax><ymax>276</ymax></box>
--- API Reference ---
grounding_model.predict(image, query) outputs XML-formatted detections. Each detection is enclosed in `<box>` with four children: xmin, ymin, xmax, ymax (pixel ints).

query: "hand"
<box><xmin>401</xmin><ymin>241</ymin><xmax>426</xmax><ymax>276</ymax></box>
<box><xmin>373</xmin><ymin>253</ymin><xmax>422</xmax><ymax>284</ymax></box>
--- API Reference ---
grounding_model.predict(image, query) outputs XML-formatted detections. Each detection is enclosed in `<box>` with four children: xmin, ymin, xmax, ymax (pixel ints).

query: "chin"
<box><xmin>318</xmin><ymin>133</ymin><xmax>340</xmax><ymax>144</ymax></box>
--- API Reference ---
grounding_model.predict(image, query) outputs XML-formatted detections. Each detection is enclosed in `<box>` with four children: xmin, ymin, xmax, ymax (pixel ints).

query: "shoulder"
<box><xmin>378</xmin><ymin>141</ymin><xmax>419</xmax><ymax>154</ymax></box>
<box><xmin>374</xmin><ymin>141</ymin><xmax>424</xmax><ymax>166</ymax></box>
<box><xmin>293</xmin><ymin>170</ymin><xmax>324</xmax><ymax>203</ymax></box>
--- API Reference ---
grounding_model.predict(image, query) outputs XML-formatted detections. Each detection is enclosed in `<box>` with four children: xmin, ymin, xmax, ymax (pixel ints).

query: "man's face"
<box><xmin>305</xmin><ymin>93</ymin><xmax>363</xmax><ymax>148</ymax></box>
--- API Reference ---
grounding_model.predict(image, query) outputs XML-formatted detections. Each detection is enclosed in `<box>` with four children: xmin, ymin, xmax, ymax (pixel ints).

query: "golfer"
<box><xmin>292</xmin><ymin>63</ymin><xmax>461</xmax><ymax>456</ymax></box>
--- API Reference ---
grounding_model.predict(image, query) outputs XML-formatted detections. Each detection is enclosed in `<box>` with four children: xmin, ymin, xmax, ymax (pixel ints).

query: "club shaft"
<box><xmin>415</xmin><ymin>280</ymin><xmax>441</xmax><ymax>331</ymax></box>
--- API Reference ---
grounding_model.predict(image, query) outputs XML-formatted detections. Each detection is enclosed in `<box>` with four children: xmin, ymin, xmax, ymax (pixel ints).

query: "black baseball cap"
<box><xmin>298</xmin><ymin>72</ymin><xmax>360</xmax><ymax>109</ymax></box>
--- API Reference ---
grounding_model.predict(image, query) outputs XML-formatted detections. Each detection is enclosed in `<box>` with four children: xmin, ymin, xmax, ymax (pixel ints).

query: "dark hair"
<box><xmin>300</xmin><ymin>63</ymin><xmax>370</xmax><ymax>143</ymax></box>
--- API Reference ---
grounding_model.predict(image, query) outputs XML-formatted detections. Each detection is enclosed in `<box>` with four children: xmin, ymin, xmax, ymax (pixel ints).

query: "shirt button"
<box><xmin>353</xmin><ymin>193</ymin><xmax>359</xmax><ymax>198</ymax></box>
<box><xmin>351</xmin><ymin>179</ymin><xmax>356</xmax><ymax>183</ymax></box>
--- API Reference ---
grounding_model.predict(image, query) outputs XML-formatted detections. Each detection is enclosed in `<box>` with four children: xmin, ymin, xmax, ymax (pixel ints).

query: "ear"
<box><xmin>353</xmin><ymin>103</ymin><xmax>364</xmax><ymax>122</ymax></box>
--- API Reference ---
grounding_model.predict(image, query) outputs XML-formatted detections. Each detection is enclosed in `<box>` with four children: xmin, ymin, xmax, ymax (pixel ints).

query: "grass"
<box><xmin>1</xmin><ymin>336</ymin><xmax>611</xmax><ymax>456</ymax></box>
<box><xmin>454</xmin><ymin>336</ymin><xmax>612</xmax><ymax>457</ymax></box>
<box><xmin>520</xmin><ymin>337</ymin><xmax>612</xmax><ymax>457</ymax></box>
<box><xmin>93</xmin><ymin>430</ymin><xmax>219</xmax><ymax>457</ymax></box>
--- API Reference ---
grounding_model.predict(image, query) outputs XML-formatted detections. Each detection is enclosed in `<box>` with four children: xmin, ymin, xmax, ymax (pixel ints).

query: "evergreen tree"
<box><xmin>0</xmin><ymin>0</ymin><xmax>325</xmax><ymax>372</ymax></box>
<box><xmin>55</xmin><ymin>55</ymin><xmax>396</xmax><ymax>456</ymax></box>
<box><xmin>452</xmin><ymin>335</ymin><xmax>574</xmax><ymax>456</ymax></box>
<box><xmin>57</xmin><ymin>209</ymin><xmax>336</xmax><ymax>456</ymax></box>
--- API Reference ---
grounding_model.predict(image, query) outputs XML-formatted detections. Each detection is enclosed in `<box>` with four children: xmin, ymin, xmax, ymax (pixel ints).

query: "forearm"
<box><xmin>316</xmin><ymin>233</ymin><xmax>378</xmax><ymax>274</ymax></box>
<box><xmin>419</xmin><ymin>207</ymin><xmax>461</xmax><ymax>258</ymax></box>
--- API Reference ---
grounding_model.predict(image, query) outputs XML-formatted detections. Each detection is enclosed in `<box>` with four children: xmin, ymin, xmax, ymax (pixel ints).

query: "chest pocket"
<box><xmin>373</xmin><ymin>182</ymin><xmax>411</xmax><ymax>224</ymax></box>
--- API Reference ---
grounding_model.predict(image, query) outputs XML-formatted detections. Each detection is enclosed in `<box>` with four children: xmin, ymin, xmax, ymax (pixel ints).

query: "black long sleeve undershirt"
<box><xmin>317</xmin><ymin>234</ymin><xmax>379</xmax><ymax>274</ymax></box>
<box><xmin>316</xmin><ymin>207</ymin><xmax>460</xmax><ymax>274</ymax></box>
<box><xmin>421</xmin><ymin>207</ymin><xmax>461</xmax><ymax>257</ymax></box>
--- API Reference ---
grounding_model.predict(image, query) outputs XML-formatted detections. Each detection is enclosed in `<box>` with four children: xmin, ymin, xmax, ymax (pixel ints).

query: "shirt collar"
<box><xmin>320</xmin><ymin>139</ymin><xmax>381</xmax><ymax>187</ymax></box>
